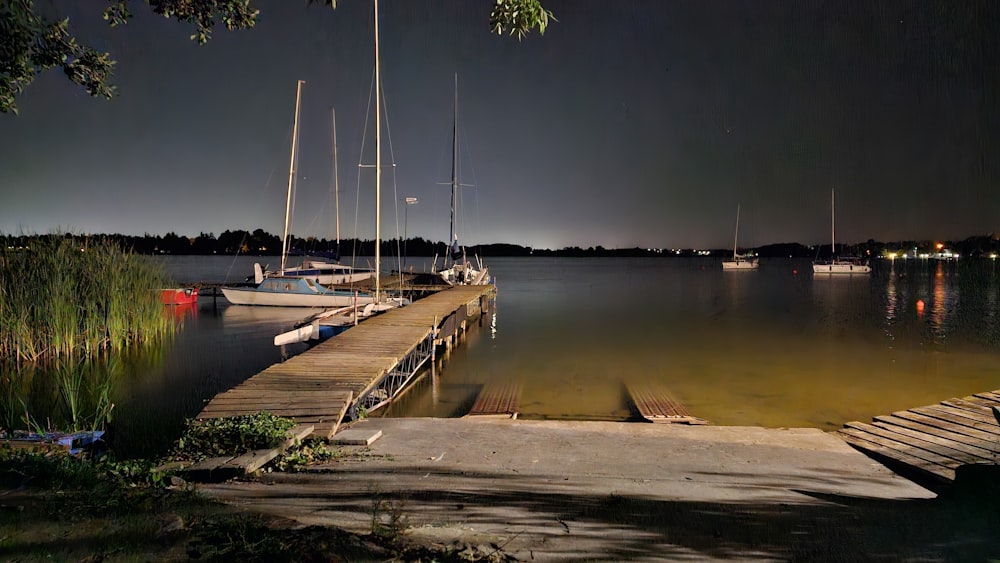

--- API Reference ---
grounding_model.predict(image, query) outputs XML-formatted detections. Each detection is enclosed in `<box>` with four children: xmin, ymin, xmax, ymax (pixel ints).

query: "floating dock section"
<box><xmin>197</xmin><ymin>285</ymin><xmax>495</xmax><ymax>438</ymax></box>
<box><xmin>624</xmin><ymin>380</ymin><xmax>707</xmax><ymax>425</ymax></box>
<box><xmin>838</xmin><ymin>390</ymin><xmax>1000</xmax><ymax>488</ymax></box>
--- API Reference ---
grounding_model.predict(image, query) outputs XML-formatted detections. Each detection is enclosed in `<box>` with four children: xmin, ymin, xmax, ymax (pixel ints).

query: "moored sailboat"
<box><xmin>433</xmin><ymin>75</ymin><xmax>491</xmax><ymax>286</ymax></box>
<box><xmin>812</xmin><ymin>189</ymin><xmax>871</xmax><ymax>274</ymax></box>
<box><xmin>222</xmin><ymin>81</ymin><xmax>378</xmax><ymax>307</ymax></box>
<box><xmin>721</xmin><ymin>203</ymin><xmax>758</xmax><ymax>271</ymax></box>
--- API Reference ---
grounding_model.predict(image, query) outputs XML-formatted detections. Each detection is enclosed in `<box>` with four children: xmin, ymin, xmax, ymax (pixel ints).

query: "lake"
<box><xmin>103</xmin><ymin>255</ymin><xmax>1000</xmax><ymax>457</ymax></box>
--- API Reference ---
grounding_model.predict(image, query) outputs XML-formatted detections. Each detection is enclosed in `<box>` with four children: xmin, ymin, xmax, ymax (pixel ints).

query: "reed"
<box><xmin>0</xmin><ymin>235</ymin><xmax>173</xmax><ymax>366</ymax></box>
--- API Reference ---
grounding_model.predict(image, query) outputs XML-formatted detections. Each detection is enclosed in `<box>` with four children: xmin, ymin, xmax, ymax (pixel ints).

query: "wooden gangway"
<box><xmin>624</xmin><ymin>380</ymin><xmax>707</xmax><ymax>425</ymax></box>
<box><xmin>197</xmin><ymin>285</ymin><xmax>495</xmax><ymax>438</ymax></box>
<box><xmin>838</xmin><ymin>390</ymin><xmax>1000</xmax><ymax>488</ymax></box>
<box><xmin>466</xmin><ymin>380</ymin><xmax>522</xmax><ymax>418</ymax></box>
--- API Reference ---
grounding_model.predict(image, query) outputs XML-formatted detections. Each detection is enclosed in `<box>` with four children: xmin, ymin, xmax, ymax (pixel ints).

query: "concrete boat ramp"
<box><xmin>198</xmin><ymin>418</ymin><xmax>1000</xmax><ymax>561</ymax></box>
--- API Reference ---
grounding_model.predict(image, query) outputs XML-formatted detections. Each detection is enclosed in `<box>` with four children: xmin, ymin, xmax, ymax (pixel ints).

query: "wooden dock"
<box><xmin>624</xmin><ymin>380</ymin><xmax>707</xmax><ymax>425</ymax></box>
<box><xmin>838</xmin><ymin>390</ymin><xmax>1000</xmax><ymax>488</ymax></box>
<box><xmin>466</xmin><ymin>380</ymin><xmax>522</xmax><ymax>418</ymax></box>
<box><xmin>197</xmin><ymin>285</ymin><xmax>495</xmax><ymax>438</ymax></box>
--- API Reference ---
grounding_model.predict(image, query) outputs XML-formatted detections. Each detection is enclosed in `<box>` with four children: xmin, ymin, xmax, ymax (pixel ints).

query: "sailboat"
<box><xmin>433</xmin><ymin>75</ymin><xmax>491</xmax><ymax>286</ymax></box>
<box><xmin>222</xmin><ymin>81</ymin><xmax>378</xmax><ymax>307</ymax></box>
<box><xmin>267</xmin><ymin>107</ymin><xmax>375</xmax><ymax>285</ymax></box>
<box><xmin>812</xmin><ymin>189</ymin><xmax>871</xmax><ymax>274</ymax></box>
<box><xmin>273</xmin><ymin>0</ymin><xmax>409</xmax><ymax>340</ymax></box>
<box><xmin>721</xmin><ymin>203</ymin><xmax>758</xmax><ymax>271</ymax></box>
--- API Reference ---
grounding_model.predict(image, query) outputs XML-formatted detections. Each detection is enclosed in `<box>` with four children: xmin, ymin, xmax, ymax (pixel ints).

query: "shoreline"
<box><xmin>196</xmin><ymin>417</ymin><xmax>1000</xmax><ymax>561</ymax></box>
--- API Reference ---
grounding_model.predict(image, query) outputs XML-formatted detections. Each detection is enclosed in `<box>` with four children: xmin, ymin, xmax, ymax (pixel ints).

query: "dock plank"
<box><xmin>838</xmin><ymin>389</ymin><xmax>1000</xmax><ymax>486</ymax></box>
<box><xmin>874</xmin><ymin>414</ymin><xmax>998</xmax><ymax>452</ymax></box>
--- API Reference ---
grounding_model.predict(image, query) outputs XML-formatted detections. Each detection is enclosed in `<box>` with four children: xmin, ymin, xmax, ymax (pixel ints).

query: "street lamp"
<box><xmin>403</xmin><ymin>197</ymin><xmax>418</xmax><ymax>267</ymax></box>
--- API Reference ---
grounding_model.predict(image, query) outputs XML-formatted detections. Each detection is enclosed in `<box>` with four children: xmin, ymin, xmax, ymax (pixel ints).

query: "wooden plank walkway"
<box><xmin>466</xmin><ymin>380</ymin><xmax>521</xmax><ymax>418</ymax></box>
<box><xmin>624</xmin><ymin>380</ymin><xmax>707</xmax><ymax>425</ymax></box>
<box><xmin>838</xmin><ymin>390</ymin><xmax>1000</xmax><ymax>488</ymax></box>
<box><xmin>197</xmin><ymin>285</ymin><xmax>495</xmax><ymax>438</ymax></box>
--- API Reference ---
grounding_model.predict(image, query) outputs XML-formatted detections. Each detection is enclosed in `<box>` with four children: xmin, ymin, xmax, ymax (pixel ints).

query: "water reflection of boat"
<box><xmin>166</xmin><ymin>301</ymin><xmax>198</xmax><ymax>321</ymax></box>
<box><xmin>160</xmin><ymin>287</ymin><xmax>198</xmax><ymax>305</ymax></box>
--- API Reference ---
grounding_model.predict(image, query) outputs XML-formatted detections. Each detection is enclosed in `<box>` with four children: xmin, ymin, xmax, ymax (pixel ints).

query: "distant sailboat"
<box><xmin>721</xmin><ymin>204</ymin><xmax>758</xmax><ymax>271</ymax></box>
<box><xmin>812</xmin><ymin>189</ymin><xmax>871</xmax><ymax>274</ymax></box>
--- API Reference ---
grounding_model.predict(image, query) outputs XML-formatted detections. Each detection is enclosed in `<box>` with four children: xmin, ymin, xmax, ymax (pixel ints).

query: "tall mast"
<box><xmin>831</xmin><ymin>188</ymin><xmax>835</xmax><ymax>257</ymax></box>
<box><xmin>374</xmin><ymin>0</ymin><xmax>381</xmax><ymax>301</ymax></box>
<box><xmin>733</xmin><ymin>204</ymin><xmax>740</xmax><ymax>260</ymax></box>
<box><xmin>281</xmin><ymin>79</ymin><xmax>304</xmax><ymax>273</ymax></box>
<box><xmin>332</xmin><ymin>107</ymin><xmax>340</xmax><ymax>246</ymax></box>
<box><xmin>450</xmin><ymin>73</ymin><xmax>458</xmax><ymax>247</ymax></box>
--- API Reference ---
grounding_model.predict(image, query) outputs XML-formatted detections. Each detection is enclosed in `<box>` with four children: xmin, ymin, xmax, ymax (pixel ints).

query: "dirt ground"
<box><xmin>200</xmin><ymin>417</ymin><xmax>1000</xmax><ymax>561</ymax></box>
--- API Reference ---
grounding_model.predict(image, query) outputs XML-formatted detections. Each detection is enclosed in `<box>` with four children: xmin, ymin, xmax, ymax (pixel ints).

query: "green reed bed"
<box><xmin>0</xmin><ymin>235</ymin><xmax>172</xmax><ymax>365</ymax></box>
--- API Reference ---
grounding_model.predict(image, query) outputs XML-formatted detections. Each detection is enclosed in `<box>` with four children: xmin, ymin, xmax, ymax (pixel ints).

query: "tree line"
<box><xmin>5</xmin><ymin>232</ymin><xmax>1000</xmax><ymax>259</ymax></box>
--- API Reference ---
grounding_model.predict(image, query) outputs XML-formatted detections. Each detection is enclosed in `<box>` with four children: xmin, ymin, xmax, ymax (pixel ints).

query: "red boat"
<box><xmin>160</xmin><ymin>287</ymin><xmax>199</xmax><ymax>305</ymax></box>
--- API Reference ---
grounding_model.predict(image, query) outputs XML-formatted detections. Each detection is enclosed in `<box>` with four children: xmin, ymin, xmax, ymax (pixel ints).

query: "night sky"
<box><xmin>2</xmin><ymin>1</ymin><xmax>998</xmax><ymax>250</ymax></box>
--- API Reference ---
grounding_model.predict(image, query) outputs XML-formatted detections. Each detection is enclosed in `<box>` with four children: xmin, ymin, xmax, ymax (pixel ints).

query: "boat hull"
<box><xmin>722</xmin><ymin>259</ymin><xmax>758</xmax><ymax>271</ymax></box>
<box><xmin>221</xmin><ymin>287</ymin><xmax>375</xmax><ymax>307</ymax></box>
<box><xmin>276</xmin><ymin>261</ymin><xmax>375</xmax><ymax>285</ymax></box>
<box><xmin>160</xmin><ymin>287</ymin><xmax>198</xmax><ymax>305</ymax></box>
<box><xmin>812</xmin><ymin>262</ymin><xmax>872</xmax><ymax>274</ymax></box>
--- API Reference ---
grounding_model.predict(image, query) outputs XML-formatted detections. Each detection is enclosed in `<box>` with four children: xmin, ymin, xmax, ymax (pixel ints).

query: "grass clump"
<box><xmin>0</xmin><ymin>233</ymin><xmax>172</xmax><ymax>366</ymax></box>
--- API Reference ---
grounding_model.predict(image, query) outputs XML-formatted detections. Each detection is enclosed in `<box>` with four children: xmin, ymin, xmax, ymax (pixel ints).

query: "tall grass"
<box><xmin>0</xmin><ymin>235</ymin><xmax>175</xmax><ymax>434</ymax></box>
<box><xmin>0</xmin><ymin>235</ymin><xmax>172</xmax><ymax>366</ymax></box>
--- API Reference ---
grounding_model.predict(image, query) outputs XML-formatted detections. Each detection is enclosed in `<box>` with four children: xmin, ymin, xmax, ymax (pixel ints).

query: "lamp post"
<box><xmin>403</xmin><ymin>197</ymin><xmax>418</xmax><ymax>268</ymax></box>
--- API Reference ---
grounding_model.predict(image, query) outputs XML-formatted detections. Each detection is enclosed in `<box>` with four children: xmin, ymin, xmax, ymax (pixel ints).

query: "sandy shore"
<box><xmin>200</xmin><ymin>417</ymin><xmax>1000</xmax><ymax>561</ymax></box>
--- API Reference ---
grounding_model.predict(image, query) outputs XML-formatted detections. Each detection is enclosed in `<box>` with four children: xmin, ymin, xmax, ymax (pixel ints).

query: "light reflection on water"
<box><xmin>66</xmin><ymin>255</ymin><xmax>1000</xmax><ymax>456</ymax></box>
<box><xmin>385</xmin><ymin>257</ymin><xmax>1000</xmax><ymax>432</ymax></box>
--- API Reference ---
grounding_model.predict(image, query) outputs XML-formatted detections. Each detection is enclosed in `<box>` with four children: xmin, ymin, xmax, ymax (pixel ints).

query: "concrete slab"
<box><xmin>330</xmin><ymin>428</ymin><xmax>383</xmax><ymax>446</ymax></box>
<box><xmin>200</xmin><ymin>418</ymin><xmax>1000</xmax><ymax>561</ymax></box>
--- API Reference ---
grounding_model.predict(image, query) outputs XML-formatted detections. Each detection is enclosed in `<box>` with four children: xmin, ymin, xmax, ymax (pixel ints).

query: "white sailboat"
<box><xmin>434</xmin><ymin>74</ymin><xmax>491</xmax><ymax>286</ymax></box>
<box><xmin>812</xmin><ymin>189</ymin><xmax>871</xmax><ymax>274</ymax></box>
<box><xmin>223</xmin><ymin>81</ymin><xmax>378</xmax><ymax>307</ymax></box>
<box><xmin>266</xmin><ymin>107</ymin><xmax>375</xmax><ymax>285</ymax></box>
<box><xmin>721</xmin><ymin>203</ymin><xmax>758</xmax><ymax>271</ymax></box>
<box><xmin>273</xmin><ymin>0</ymin><xmax>409</xmax><ymax>341</ymax></box>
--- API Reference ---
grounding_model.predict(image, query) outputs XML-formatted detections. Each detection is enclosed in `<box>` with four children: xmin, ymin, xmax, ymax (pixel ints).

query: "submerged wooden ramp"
<box><xmin>466</xmin><ymin>380</ymin><xmax>522</xmax><ymax>418</ymax></box>
<box><xmin>625</xmin><ymin>380</ymin><xmax>707</xmax><ymax>425</ymax></box>
<box><xmin>198</xmin><ymin>285</ymin><xmax>495</xmax><ymax>438</ymax></box>
<box><xmin>838</xmin><ymin>390</ymin><xmax>1000</xmax><ymax>488</ymax></box>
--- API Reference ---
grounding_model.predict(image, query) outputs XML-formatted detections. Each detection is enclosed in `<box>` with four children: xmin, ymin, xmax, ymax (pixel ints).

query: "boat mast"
<box><xmin>374</xmin><ymin>0</ymin><xmax>381</xmax><ymax>301</ymax></box>
<box><xmin>733</xmin><ymin>204</ymin><xmax>740</xmax><ymax>260</ymax></box>
<box><xmin>332</xmin><ymin>107</ymin><xmax>340</xmax><ymax>247</ymax></box>
<box><xmin>282</xmin><ymin>79</ymin><xmax>305</xmax><ymax>273</ymax></box>
<box><xmin>831</xmin><ymin>188</ymin><xmax>835</xmax><ymax>257</ymax></box>
<box><xmin>450</xmin><ymin>73</ymin><xmax>459</xmax><ymax>249</ymax></box>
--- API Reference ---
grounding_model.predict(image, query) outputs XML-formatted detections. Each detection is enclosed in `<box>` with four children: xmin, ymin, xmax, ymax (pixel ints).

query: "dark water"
<box><xmin>103</xmin><ymin>256</ymin><xmax>1000</xmax><ymax>456</ymax></box>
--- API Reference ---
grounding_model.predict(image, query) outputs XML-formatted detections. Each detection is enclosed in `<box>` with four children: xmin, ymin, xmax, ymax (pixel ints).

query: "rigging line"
<box><xmin>462</xmin><ymin>122</ymin><xmax>485</xmax><ymax>249</ymax></box>
<box><xmin>223</xmin><ymin>126</ymin><xmax>292</xmax><ymax>283</ymax></box>
<box><xmin>353</xmin><ymin>66</ymin><xmax>378</xmax><ymax>270</ymax></box>
<box><xmin>376</xmin><ymin>74</ymin><xmax>405</xmax><ymax>280</ymax></box>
